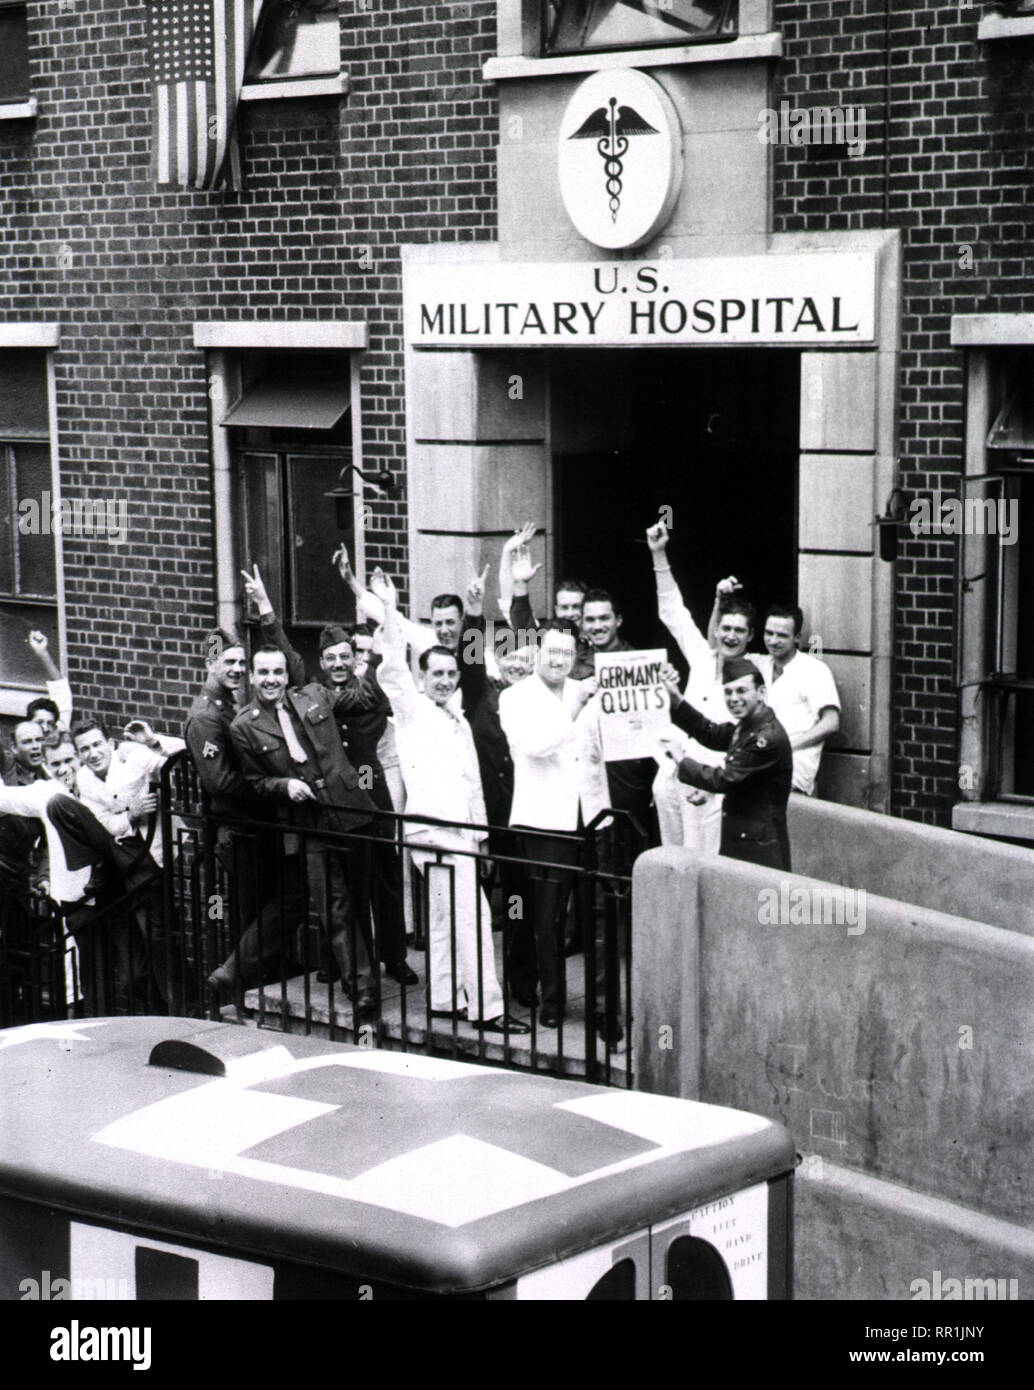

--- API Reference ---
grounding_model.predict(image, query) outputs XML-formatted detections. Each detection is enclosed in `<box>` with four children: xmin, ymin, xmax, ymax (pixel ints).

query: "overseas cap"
<box><xmin>319</xmin><ymin>624</ymin><xmax>351</xmax><ymax>652</ymax></box>
<box><xmin>722</xmin><ymin>656</ymin><xmax>761</xmax><ymax>685</ymax></box>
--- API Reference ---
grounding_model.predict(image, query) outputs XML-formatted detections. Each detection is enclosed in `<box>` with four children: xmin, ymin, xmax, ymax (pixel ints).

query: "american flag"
<box><xmin>149</xmin><ymin>0</ymin><xmax>265</xmax><ymax>189</ymax></box>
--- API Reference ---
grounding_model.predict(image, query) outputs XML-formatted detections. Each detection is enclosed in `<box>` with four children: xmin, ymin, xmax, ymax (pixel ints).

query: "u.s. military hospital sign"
<box><xmin>406</xmin><ymin>253</ymin><xmax>876</xmax><ymax>348</ymax></box>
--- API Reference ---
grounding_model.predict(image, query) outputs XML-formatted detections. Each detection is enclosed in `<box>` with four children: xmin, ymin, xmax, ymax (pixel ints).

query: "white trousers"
<box><xmin>653</xmin><ymin>766</ymin><xmax>723</xmax><ymax>854</ymax></box>
<box><xmin>411</xmin><ymin>850</ymin><xmax>504</xmax><ymax>1021</ymax></box>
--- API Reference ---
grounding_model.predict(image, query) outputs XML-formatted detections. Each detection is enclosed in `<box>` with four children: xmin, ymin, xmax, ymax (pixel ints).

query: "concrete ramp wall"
<box><xmin>633</xmin><ymin>847</ymin><xmax>1034</xmax><ymax>1299</ymax></box>
<box><xmin>788</xmin><ymin>795</ymin><xmax>1034</xmax><ymax>935</ymax></box>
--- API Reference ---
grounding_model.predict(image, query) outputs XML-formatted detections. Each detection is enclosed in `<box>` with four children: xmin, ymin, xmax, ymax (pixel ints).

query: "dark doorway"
<box><xmin>553</xmin><ymin>349</ymin><xmax>799</xmax><ymax>665</ymax></box>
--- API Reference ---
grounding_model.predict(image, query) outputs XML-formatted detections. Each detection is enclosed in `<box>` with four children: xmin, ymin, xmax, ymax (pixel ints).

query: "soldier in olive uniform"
<box><xmin>184</xmin><ymin>567</ymin><xmax>306</xmax><ymax>1001</ymax></box>
<box><xmin>660</xmin><ymin>657</ymin><xmax>793</xmax><ymax>871</ymax></box>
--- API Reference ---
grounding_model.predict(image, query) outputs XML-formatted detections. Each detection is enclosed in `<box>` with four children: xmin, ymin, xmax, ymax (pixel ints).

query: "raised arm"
<box><xmin>243</xmin><ymin>564</ymin><xmax>306</xmax><ymax>687</ymax></box>
<box><xmin>367</xmin><ymin>570</ymin><xmax>419</xmax><ymax>726</ymax></box>
<box><xmin>645</xmin><ymin>520</ymin><xmax>710</xmax><ymax>665</ymax></box>
<box><xmin>498</xmin><ymin>523</ymin><xmax>536</xmax><ymax>624</ymax></box>
<box><xmin>29</xmin><ymin>630</ymin><xmax>73</xmax><ymax>725</ymax></box>
<box><xmin>335</xmin><ymin>543</ymin><xmax>435</xmax><ymax>655</ymax></box>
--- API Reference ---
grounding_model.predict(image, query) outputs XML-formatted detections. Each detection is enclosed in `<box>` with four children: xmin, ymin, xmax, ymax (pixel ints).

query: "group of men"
<box><xmin>0</xmin><ymin>630</ymin><xmax>185</xmax><ymax>1013</ymax></box>
<box><xmin>1</xmin><ymin>516</ymin><xmax>841</xmax><ymax>1041</ymax></box>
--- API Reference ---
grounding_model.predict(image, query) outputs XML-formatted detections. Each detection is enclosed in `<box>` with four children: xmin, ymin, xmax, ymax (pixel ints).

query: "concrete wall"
<box><xmin>632</xmin><ymin>843</ymin><xmax>1034</xmax><ymax>1298</ymax></box>
<box><xmin>788</xmin><ymin>794</ymin><xmax>1034</xmax><ymax>936</ymax></box>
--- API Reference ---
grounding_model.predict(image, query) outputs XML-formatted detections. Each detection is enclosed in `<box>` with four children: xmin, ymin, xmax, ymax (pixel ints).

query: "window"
<box><xmin>0</xmin><ymin>4</ymin><xmax>30</xmax><ymax>105</ymax></box>
<box><xmin>245</xmin><ymin>0</ymin><xmax>340</xmax><ymax>83</ymax></box>
<box><xmin>970</xmin><ymin>352</ymin><xmax>1034</xmax><ymax>800</ymax></box>
<box><xmin>542</xmin><ymin>0</ymin><xmax>737</xmax><ymax>56</ymax></box>
<box><xmin>0</xmin><ymin>350</ymin><xmax>58</xmax><ymax>689</ymax></box>
<box><xmin>222</xmin><ymin>351</ymin><xmax>358</xmax><ymax>674</ymax></box>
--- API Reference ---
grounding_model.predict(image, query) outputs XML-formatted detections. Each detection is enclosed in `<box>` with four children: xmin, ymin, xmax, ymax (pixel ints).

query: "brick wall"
<box><xmin>772</xmin><ymin>0</ymin><xmax>1034</xmax><ymax>824</ymax></box>
<box><xmin>0</xmin><ymin>0</ymin><xmax>497</xmax><ymax>732</ymax></box>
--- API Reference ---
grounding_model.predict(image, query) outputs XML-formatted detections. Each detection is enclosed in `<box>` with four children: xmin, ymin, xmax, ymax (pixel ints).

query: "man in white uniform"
<box><xmin>755</xmin><ymin>604</ymin><xmax>841</xmax><ymax>796</ymax></box>
<box><xmin>646</xmin><ymin>520</ymin><xmax>761</xmax><ymax>852</ymax></box>
<box><xmin>499</xmin><ymin>620</ymin><xmax>598</xmax><ymax>1027</ymax></box>
<box><xmin>372</xmin><ymin>570</ymin><xmax>528</xmax><ymax>1036</ymax></box>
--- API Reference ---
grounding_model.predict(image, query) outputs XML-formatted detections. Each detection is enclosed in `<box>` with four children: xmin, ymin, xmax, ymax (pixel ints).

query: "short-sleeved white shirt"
<box><xmin>756</xmin><ymin>650</ymin><xmax>840</xmax><ymax>795</ymax></box>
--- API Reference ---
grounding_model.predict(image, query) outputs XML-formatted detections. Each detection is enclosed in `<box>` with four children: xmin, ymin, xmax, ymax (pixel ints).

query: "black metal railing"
<box><xmin>1</xmin><ymin>753</ymin><xmax>643</xmax><ymax>1085</ymax></box>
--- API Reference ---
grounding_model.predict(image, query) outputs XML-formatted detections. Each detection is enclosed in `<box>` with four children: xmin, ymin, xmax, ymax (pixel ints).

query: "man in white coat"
<box><xmin>371</xmin><ymin>570</ymin><xmax>528</xmax><ymax>1036</ymax></box>
<box><xmin>498</xmin><ymin>620</ymin><xmax>599</xmax><ymax>1028</ymax></box>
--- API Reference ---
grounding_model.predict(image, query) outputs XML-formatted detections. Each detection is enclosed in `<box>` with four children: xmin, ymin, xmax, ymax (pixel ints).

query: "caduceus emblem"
<box><xmin>568</xmin><ymin>97</ymin><xmax>659</xmax><ymax>222</ymax></box>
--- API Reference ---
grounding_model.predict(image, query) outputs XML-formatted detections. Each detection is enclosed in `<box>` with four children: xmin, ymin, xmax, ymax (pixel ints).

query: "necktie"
<box><xmin>276</xmin><ymin>703</ymin><xmax>309</xmax><ymax>765</ymax></box>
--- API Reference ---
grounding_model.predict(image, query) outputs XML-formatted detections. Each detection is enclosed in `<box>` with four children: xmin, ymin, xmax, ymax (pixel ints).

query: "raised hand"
<box><xmin>466</xmin><ymin>563</ymin><xmax>490</xmax><ymax>616</ymax></box>
<box><xmin>241</xmin><ymin>564</ymin><xmax>270</xmax><ymax>610</ymax></box>
<box><xmin>659</xmin><ymin>662</ymin><xmax>682</xmax><ymax>703</ymax></box>
<box><xmin>646</xmin><ymin>520</ymin><xmax>669</xmax><ymax>553</ymax></box>
<box><xmin>716</xmin><ymin>575</ymin><xmax>743</xmax><ymax>597</ymax></box>
<box><xmin>502</xmin><ymin>522</ymin><xmax>536</xmax><ymax>556</ymax></box>
<box><xmin>28</xmin><ymin>630</ymin><xmax>49</xmax><ymax>655</ymax></box>
<box><xmin>332</xmin><ymin>543</ymin><xmax>353</xmax><ymax>581</ymax></box>
<box><xmin>510</xmin><ymin>542</ymin><xmax>541</xmax><ymax>586</ymax></box>
<box><xmin>368</xmin><ymin>568</ymin><xmax>396</xmax><ymax>609</ymax></box>
<box><xmin>123</xmin><ymin>719</ymin><xmax>155</xmax><ymax>745</ymax></box>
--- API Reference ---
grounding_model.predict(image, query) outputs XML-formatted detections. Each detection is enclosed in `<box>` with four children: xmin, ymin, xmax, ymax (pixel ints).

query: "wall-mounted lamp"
<box><xmin>874</xmin><ymin>487</ymin><xmax>910</xmax><ymax>562</ymax></box>
<box><xmin>324</xmin><ymin>464</ymin><xmax>399</xmax><ymax>528</ymax></box>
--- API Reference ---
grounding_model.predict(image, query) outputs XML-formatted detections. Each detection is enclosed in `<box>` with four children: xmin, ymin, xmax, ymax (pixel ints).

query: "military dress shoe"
<box><xmin>386</xmin><ymin>962</ymin><xmax>419</xmax><ymax>987</ymax></box>
<box><xmin>430</xmin><ymin>1006</ymin><xmax>467</xmax><ymax>1020</ymax></box>
<box><xmin>596</xmin><ymin>1014</ymin><xmax>625</xmax><ymax>1046</ymax></box>
<box><xmin>538</xmin><ymin>1009</ymin><xmax>563</xmax><ymax>1029</ymax></box>
<box><xmin>481</xmin><ymin>1013</ymin><xmax>531</xmax><ymax>1036</ymax></box>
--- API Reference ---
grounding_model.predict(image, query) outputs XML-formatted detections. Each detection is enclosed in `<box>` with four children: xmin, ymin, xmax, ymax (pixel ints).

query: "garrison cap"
<box><xmin>722</xmin><ymin>657</ymin><xmax>762</xmax><ymax>685</ymax></box>
<box><xmin>319</xmin><ymin>624</ymin><xmax>352</xmax><ymax>652</ymax></box>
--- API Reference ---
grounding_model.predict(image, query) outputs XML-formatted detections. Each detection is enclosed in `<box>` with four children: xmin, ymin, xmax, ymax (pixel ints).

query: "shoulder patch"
<box><xmin>202</xmin><ymin>741</ymin><xmax>219</xmax><ymax>759</ymax></box>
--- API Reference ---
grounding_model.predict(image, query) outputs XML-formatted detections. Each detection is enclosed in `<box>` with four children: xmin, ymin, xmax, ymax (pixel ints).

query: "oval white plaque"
<box><xmin>558</xmin><ymin>68</ymin><xmax>683</xmax><ymax>251</ymax></box>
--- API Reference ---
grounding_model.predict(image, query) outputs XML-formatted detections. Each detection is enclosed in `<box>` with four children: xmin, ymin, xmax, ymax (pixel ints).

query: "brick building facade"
<box><xmin>1</xmin><ymin>0</ymin><xmax>1032</xmax><ymax>837</ymax></box>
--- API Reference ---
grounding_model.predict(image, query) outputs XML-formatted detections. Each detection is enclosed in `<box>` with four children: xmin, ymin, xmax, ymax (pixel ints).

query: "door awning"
<box><xmin>220</xmin><ymin>369</ymin><xmax>351</xmax><ymax>430</ymax></box>
<box><xmin>987</xmin><ymin>391</ymin><xmax>1034</xmax><ymax>451</ymax></box>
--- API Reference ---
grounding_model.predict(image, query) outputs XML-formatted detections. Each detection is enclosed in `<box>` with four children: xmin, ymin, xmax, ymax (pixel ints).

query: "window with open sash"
<box><xmin>541</xmin><ymin>0</ymin><xmax>737</xmax><ymax>56</ymax></box>
<box><xmin>244</xmin><ymin>0</ymin><xmax>340</xmax><ymax>83</ymax></box>
<box><xmin>967</xmin><ymin>351</ymin><xmax>1034</xmax><ymax>799</ymax></box>
<box><xmin>0</xmin><ymin>350</ymin><xmax>58</xmax><ymax>689</ymax></box>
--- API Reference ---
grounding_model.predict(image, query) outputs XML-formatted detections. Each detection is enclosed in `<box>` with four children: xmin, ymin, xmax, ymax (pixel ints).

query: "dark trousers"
<box><xmin>366</xmin><ymin>816</ymin><xmax>408</xmax><ymax>971</ymax></box>
<box><xmin>306</xmin><ymin>840</ymin><xmax>375</xmax><ymax>995</ymax></box>
<box><xmin>86</xmin><ymin>835</ymin><xmax>171</xmax><ymax>1014</ymax></box>
<box><xmin>510</xmin><ymin>830</ymin><xmax>584</xmax><ymax>1014</ymax></box>
<box><xmin>215</xmin><ymin>827</ymin><xmax>304</xmax><ymax>990</ymax></box>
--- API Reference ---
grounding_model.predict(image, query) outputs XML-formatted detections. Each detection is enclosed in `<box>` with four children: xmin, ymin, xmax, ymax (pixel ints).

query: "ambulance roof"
<box><xmin>0</xmin><ymin>1018</ymin><xmax>794</xmax><ymax>1293</ymax></box>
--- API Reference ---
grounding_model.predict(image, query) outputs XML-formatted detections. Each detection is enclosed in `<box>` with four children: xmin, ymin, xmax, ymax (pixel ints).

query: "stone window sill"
<box><xmin>239</xmin><ymin>72</ymin><xmax>349</xmax><ymax>102</ymax></box>
<box><xmin>0</xmin><ymin>98</ymin><xmax>37</xmax><ymax>120</ymax></box>
<box><xmin>952</xmin><ymin>800</ymin><xmax>1034</xmax><ymax>843</ymax></box>
<box><xmin>978</xmin><ymin>13</ymin><xmax>1034</xmax><ymax>40</ymax></box>
<box><xmin>484</xmin><ymin>32</ymin><xmax>782</xmax><ymax>81</ymax></box>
